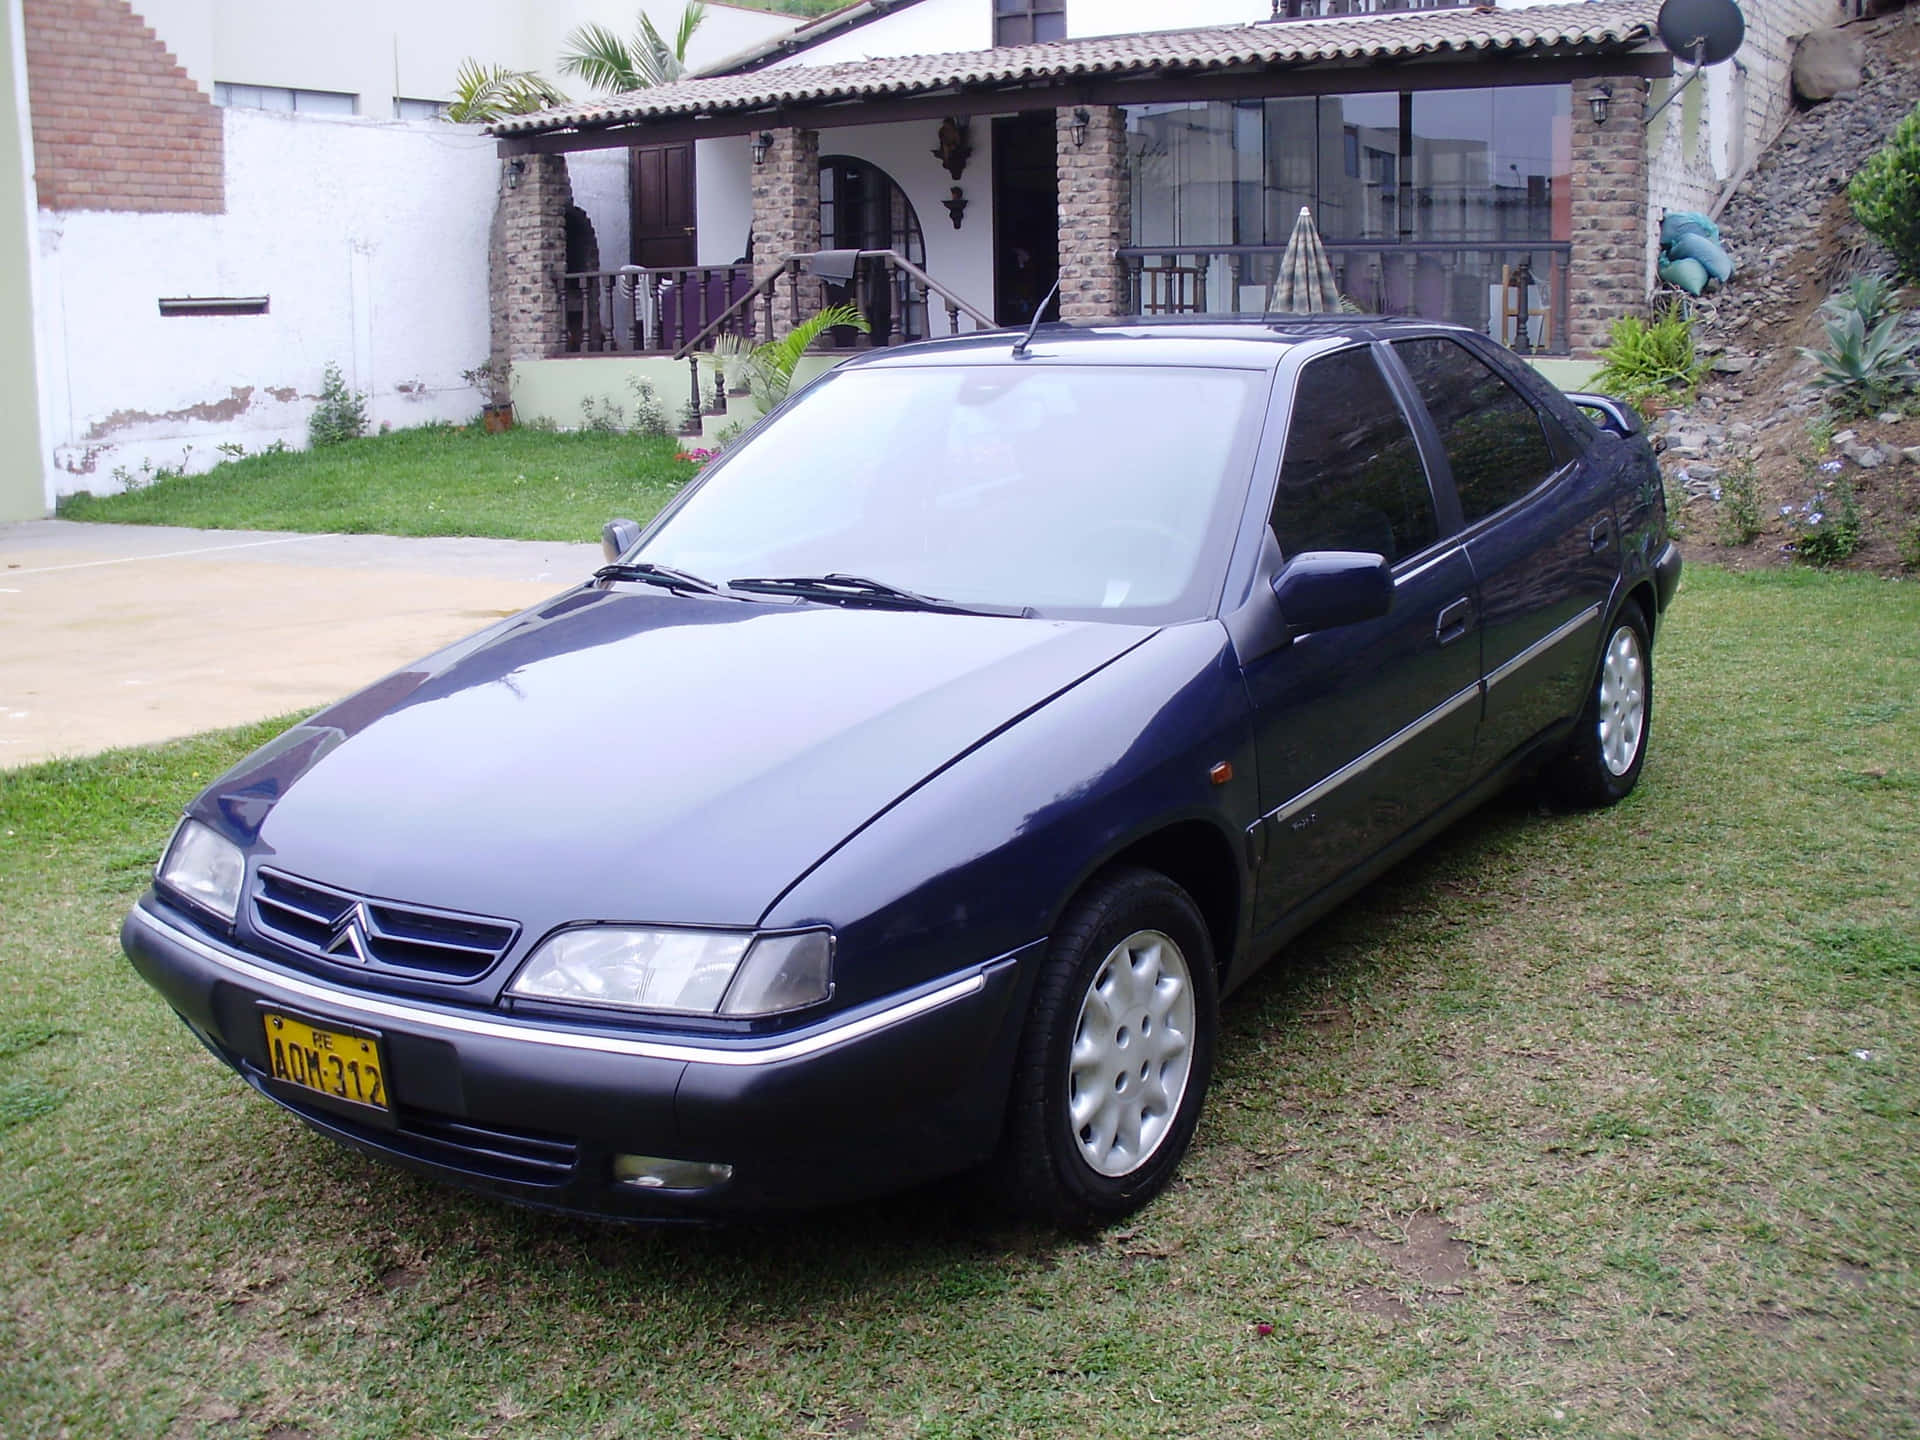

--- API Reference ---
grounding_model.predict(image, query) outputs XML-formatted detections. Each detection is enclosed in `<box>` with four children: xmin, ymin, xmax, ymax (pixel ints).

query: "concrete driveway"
<box><xmin>0</xmin><ymin>521</ymin><xmax>602</xmax><ymax>768</ymax></box>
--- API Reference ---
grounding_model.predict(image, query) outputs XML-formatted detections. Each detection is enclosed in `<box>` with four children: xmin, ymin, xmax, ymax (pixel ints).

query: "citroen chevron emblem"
<box><xmin>323</xmin><ymin>902</ymin><xmax>374</xmax><ymax>963</ymax></box>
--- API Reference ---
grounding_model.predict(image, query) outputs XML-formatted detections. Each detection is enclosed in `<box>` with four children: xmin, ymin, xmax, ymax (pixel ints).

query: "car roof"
<box><xmin>840</xmin><ymin>314</ymin><xmax>1474</xmax><ymax>372</ymax></box>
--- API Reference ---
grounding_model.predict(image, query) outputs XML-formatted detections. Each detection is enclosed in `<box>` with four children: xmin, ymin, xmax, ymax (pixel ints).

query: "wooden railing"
<box><xmin>561</xmin><ymin>265</ymin><xmax>758</xmax><ymax>356</ymax></box>
<box><xmin>1118</xmin><ymin>242</ymin><xmax>1573</xmax><ymax>355</ymax></box>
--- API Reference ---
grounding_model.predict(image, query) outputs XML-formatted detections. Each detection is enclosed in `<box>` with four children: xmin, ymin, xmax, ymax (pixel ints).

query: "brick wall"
<box><xmin>490</xmin><ymin>155</ymin><xmax>572</xmax><ymax>383</ymax></box>
<box><xmin>1056</xmin><ymin>105</ymin><xmax>1129</xmax><ymax>322</ymax></box>
<box><xmin>750</xmin><ymin>126</ymin><xmax>822</xmax><ymax>338</ymax></box>
<box><xmin>1568</xmin><ymin>75</ymin><xmax>1651</xmax><ymax>358</ymax></box>
<box><xmin>23</xmin><ymin>0</ymin><xmax>223</xmax><ymax>214</ymax></box>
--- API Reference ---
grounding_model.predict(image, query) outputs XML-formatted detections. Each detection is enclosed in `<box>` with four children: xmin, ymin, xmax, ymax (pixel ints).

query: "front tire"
<box><xmin>993</xmin><ymin>867</ymin><xmax>1218</xmax><ymax>1228</ymax></box>
<box><xmin>1552</xmin><ymin>600</ymin><xmax>1652</xmax><ymax>808</ymax></box>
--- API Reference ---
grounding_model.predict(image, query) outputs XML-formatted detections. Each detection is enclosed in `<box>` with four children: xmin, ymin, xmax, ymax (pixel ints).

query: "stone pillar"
<box><xmin>1056</xmin><ymin>105</ymin><xmax>1131</xmax><ymax>323</ymax></box>
<box><xmin>750</xmin><ymin>126</ymin><xmax>822</xmax><ymax>338</ymax></box>
<box><xmin>1568</xmin><ymin>75</ymin><xmax>1650</xmax><ymax>359</ymax></box>
<box><xmin>488</xmin><ymin>153</ymin><xmax>572</xmax><ymax>398</ymax></box>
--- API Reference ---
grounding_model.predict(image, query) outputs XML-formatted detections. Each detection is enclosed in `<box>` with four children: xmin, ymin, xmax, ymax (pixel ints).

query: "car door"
<box><xmin>1240</xmin><ymin>344</ymin><xmax>1481</xmax><ymax>934</ymax></box>
<box><xmin>1385</xmin><ymin>336</ymin><xmax>1619</xmax><ymax>771</ymax></box>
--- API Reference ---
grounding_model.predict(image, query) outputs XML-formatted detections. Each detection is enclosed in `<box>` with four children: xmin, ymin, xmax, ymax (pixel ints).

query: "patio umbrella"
<box><xmin>1265</xmin><ymin>206</ymin><xmax>1339</xmax><ymax>315</ymax></box>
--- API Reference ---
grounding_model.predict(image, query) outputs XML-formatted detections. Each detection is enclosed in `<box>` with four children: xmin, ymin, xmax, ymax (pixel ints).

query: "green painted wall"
<box><xmin>1528</xmin><ymin>357</ymin><xmax>1602</xmax><ymax>392</ymax></box>
<box><xmin>512</xmin><ymin>353</ymin><xmax>845</xmax><ymax>439</ymax></box>
<box><xmin>1</xmin><ymin>0</ymin><xmax>49</xmax><ymax>521</ymax></box>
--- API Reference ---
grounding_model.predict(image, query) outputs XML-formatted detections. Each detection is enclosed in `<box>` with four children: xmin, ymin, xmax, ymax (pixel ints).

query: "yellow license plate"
<box><xmin>261</xmin><ymin>1010</ymin><xmax>390</xmax><ymax>1113</ymax></box>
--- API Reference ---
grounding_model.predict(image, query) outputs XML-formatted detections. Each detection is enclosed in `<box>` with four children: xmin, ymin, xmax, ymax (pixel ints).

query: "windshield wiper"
<box><xmin>726</xmin><ymin>573</ymin><xmax>1031</xmax><ymax>618</ymax></box>
<box><xmin>594</xmin><ymin>561</ymin><xmax>724</xmax><ymax>596</ymax></box>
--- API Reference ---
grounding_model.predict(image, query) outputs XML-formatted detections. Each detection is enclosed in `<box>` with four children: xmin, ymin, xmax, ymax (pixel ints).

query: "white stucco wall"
<box><xmin>767</xmin><ymin>0</ymin><xmax>990</xmax><ymax>65</ymax></box>
<box><xmin>567</xmin><ymin>148</ymin><xmax>630</xmax><ymax>269</ymax></box>
<box><xmin>35</xmin><ymin>107</ymin><xmax>499</xmax><ymax>495</ymax></box>
<box><xmin>696</xmin><ymin>134</ymin><xmax>756</xmax><ymax>265</ymax></box>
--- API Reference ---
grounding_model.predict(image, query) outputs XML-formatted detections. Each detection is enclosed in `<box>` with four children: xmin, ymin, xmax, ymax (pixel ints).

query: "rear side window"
<box><xmin>1392</xmin><ymin>337</ymin><xmax>1559</xmax><ymax>523</ymax></box>
<box><xmin>1270</xmin><ymin>347</ymin><xmax>1438</xmax><ymax>564</ymax></box>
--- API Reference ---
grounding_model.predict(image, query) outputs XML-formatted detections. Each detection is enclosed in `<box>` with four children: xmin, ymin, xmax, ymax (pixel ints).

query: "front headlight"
<box><xmin>156</xmin><ymin>818</ymin><xmax>246</xmax><ymax>924</ymax></box>
<box><xmin>508</xmin><ymin>927</ymin><xmax>832</xmax><ymax>1017</ymax></box>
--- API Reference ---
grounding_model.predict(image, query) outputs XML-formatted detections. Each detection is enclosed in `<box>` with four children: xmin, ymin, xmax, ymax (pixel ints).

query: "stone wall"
<box><xmin>1056</xmin><ymin>104</ymin><xmax>1129</xmax><ymax>323</ymax></box>
<box><xmin>750</xmin><ymin>125</ymin><xmax>821</xmax><ymax>337</ymax></box>
<box><xmin>489</xmin><ymin>154</ymin><xmax>570</xmax><ymax>394</ymax></box>
<box><xmin>24</xmin><ymin>0</ymin><xmax>223</xmax><ymax>214</ymax></box>
<box><xmin>1568</xmin><ymin>75</ymin><xmax>1651</xmax><ymax>358</ymax></box>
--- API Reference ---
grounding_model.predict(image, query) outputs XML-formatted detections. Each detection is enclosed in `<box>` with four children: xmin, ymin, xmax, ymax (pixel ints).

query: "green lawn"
<box><xmin>55</xmin><ymin>425</ymin><xmax>697</xmax><ymax>542</ymax></box>
<box><xmin>2</xmin><ymin>565</ymin><xmax>1916</xmax><ymax>1439</ymax></box>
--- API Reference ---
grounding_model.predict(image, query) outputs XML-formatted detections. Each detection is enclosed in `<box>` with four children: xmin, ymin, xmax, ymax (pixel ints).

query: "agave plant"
<box><xmin>444</xmin><ymin>60</ymin><xmax>567</xmax><ymax>123</ymax></box>
<box><xmin>714</xmin><ymin>304</ymin><xmax>871</xmax><ymax>411</ymax></box>
<box><xmin>1800</xmin><ymin>308</ymin><xmax>1920</xmax><ymax>417</ymax></box>
<box><xmin>560</xmin><ymin>2</ymin><xmax>706</xmax><ymax>93</ymax></box>
<box><xmin>1819</xmin><ymin>273</ymin><xmax>1900</xmax><ymax>333</ymax></box>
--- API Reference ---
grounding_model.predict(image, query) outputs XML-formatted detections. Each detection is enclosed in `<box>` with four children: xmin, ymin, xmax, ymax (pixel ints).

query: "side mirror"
<box><xmin>1270</xmin><ymin>550</ymin><xmax>1392</xmax><ymax>635</ymax></box>
<box><xmin>1565</xmin><ymin>391</ymin><xmax>1643</xmax><ymax>439</ymax></box>
<box><xmin>601</xmin><ymin>518</ymin><xmax>643</xmax><ymax>563</ymax></box>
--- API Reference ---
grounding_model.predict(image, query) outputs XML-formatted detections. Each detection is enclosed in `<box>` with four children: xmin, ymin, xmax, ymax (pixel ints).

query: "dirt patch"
<box><xmin>1347</xmin><ymin>1285</ymin><xmax>1415</xmax><ymax>1322</ymax></box>
<box><xmin>1347</xmin><ymin>1212</ymin><xmax>1473</xmax><ymax>1290</ymax></box>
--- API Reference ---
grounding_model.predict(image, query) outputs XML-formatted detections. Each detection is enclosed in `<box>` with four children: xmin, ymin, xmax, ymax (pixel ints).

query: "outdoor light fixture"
<box><xmin>752</xmin><ymin>131</ymin><xmax>774</xmax><ymax>165</ymax></box>
<box><xmin>1070</xmin><ymin>107</ymin><xmax>1090</xmax><ymax>147</ymax></box>
<box><xmin>1589</xmin><ymin>83</ymin><xmax>1613</xmax><ymax>126</ymax></box>
<box><xmin>506</xmin><ymin>156</ymin><xmax>526</xmax><ymax>190</ymax></box>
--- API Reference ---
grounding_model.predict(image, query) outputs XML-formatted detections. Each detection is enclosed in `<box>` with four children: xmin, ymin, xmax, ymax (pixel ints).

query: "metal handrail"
<box><xmin>672</xmin><ymin>250</ymin><xmax>995</xmax><ymax>360</ymax></box>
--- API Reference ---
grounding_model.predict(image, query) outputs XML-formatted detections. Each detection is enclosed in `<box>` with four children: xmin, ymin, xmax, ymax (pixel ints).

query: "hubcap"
<box><xmin>1068</xmin><ymin>929</ymin><xmax>1195</xmax><ymax>1178</ymax></box>
<box><xmin>1598</xmin><ymin>624</ymin><xmax>1646</xmax><ymax>777</ymax></box>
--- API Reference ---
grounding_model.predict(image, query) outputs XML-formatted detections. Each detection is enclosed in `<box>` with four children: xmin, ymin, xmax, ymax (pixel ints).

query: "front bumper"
<box><xmin>122</xmin><ymin>897</ymin><xmax>1033</xmax><ymax>1219</ymax></box>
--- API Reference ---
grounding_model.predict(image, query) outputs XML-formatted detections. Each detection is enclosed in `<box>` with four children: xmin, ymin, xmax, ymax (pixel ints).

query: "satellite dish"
<box><xmin>1656</xmin><ymin>0</ymin><xmax>1746</xmax><ymax>66</ymax></box>
<box><xmin>1644</xmin><ymin>0</ymin><xmax>1745</xmax><ymax>128</ymax></box>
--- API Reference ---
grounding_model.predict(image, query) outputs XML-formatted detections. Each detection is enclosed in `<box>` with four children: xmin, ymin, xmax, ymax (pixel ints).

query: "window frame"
<box><xmin>993</xmin><ymin>0</ymin><xmax>1066</xmax><ymax>46</ymax></box>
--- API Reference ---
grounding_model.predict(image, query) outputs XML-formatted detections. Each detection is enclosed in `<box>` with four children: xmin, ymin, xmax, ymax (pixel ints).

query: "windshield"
<box><xmin>635</xmin><ymin>363</ymin><xmax>1269</xmax><ymax>622</ymax></box>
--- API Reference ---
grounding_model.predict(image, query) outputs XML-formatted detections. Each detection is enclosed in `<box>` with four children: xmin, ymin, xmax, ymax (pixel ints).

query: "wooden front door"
<box><xmin>629</xmin><ymin>142</ymin><xmax>696</xmax><ymax>268</ymax></box>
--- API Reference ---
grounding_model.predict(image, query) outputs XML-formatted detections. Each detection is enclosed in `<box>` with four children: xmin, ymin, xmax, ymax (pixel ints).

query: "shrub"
<box><xmin>1715</xmin><ymin>461</ymin><xmax>1761</xmax><ymax>547</ymax></box>
<box><xmin>1850</xmin><ymin>101</ymin><xmax>1920</xmax><ymax>281</ymax></box>
<box><xmin>1899</xmin><ymin>518</ymin><xmax>1920</xmax><ymax>573</ymax></box>
<box><xmin>625</xmin><ymin>377</ymin><xmax>671</xmax><ymax>438</ymax></box>
<box><xmin>1782</xmin><ymin>463</ymin><xmax>1862</xmax><ymax>567</ymax></box>
<box><xmin>308</xmin><ymin>363</ymin><xmax>368</xmax><ymax>447</ymax></box>
<box><xmin>1798</xmin><ymin>306</ymin><xmax>1919</xmax><ymax>417</ymax></box>
<box><xmin>1593</xmin><ymin>303</ymin><xmax>1704</xmax><ymax>411</ymax></box>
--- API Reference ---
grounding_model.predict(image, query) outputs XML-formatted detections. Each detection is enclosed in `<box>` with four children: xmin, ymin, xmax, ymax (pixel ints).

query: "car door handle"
<box><xmin>1435</xmin><ymin>597</ymin><xmax>1473</xmax><ymax>646</ymax></box>
<box><xmin>1589</xmin><ymin>519</ymin><xmax>1614</xmax><ymax>553</ymax></box>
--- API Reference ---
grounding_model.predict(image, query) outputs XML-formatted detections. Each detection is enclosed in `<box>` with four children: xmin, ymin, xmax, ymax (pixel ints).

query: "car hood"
<box><xmin>207</xmin><ymin>587</ymin><xmax>1154</xmax><ymax>931</ymax></box>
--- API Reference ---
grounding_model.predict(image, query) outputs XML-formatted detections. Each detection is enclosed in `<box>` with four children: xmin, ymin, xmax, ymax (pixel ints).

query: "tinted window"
<box><xmin>1271</xmin><ymin>347</ymin><xmax>1438</xmax><ymax>564</ymax></box>
<box><xmin>1392</xmin><ymin>338</ymin><xmax>1559</xmax><ymax>523</ymax></box>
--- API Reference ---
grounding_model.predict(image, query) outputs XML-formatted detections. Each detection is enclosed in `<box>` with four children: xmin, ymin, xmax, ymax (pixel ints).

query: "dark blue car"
<box><xmin>123</xmin><ymin>318</ymin><xmax>1679</xmax><ymax>1226</ymax></box>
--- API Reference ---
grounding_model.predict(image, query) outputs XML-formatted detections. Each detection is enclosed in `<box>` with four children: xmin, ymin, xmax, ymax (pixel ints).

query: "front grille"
<box><xmin>255</xmin><ymin>1076</ymin><xmax>580</xmax><ymax>1187</ymax></box>
<box><xmin>251</xmin><ymin>868</ymin><xmax>519</xmax><ymax>981</ymax></box>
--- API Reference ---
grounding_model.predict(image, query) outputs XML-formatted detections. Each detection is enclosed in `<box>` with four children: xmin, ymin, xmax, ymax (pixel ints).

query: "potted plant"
<box><xmin>464</xmin><ymin>360</ymin><xmax>515</xmax><ymax>433</ymax></box>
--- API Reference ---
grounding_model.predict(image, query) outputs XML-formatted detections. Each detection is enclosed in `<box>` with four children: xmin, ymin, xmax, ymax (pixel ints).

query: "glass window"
<box><xmin>1409</xmin><ymin>87</ymin><xmax>1571</xmax><ymax>243</ymax></box>
<box><xmin>1271</xmin><ymin>348</ymin><xmax>1437</xmax><ymax>563</ymax></box>
<box><xmin>1391</xmin><ymin>338</ymin><xmax>1558</xmax><ymax>523</ymax></box>
<box><xmin>214</xmin><ymin>83</ymin><xmax>356</xmax><ymax>116</ymax></box>
<box><xmin>638</xmin><ymin>364</ymin><xmax>1271</xmax><ymax>623</ymax></box>
<box><xmin>994</xmin><ymin>0</ymin><xmax>1065</xmax><ymax>45</ymax></box>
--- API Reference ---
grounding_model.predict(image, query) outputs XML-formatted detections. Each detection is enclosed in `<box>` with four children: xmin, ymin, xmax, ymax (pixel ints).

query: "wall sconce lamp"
<box><xmin>1588</xmin><ymin>83</ymin><xmax>1613</xmax><ymax>126</ymax></box>
<box><xmin>1070</xmin><ymin>107</ymin><xmax>1090</xmax><ymax>148</ymax></box>
<box><xmin>506</xmin><ymin>156</ymin><xmax>526</xmax><ymax>190</ymax></box>
<box><xmin>943</xmin><ymin>186</ymin><xmax>968</xmax><ymax>229</ymax></box>
<box><xmin>752</xmin><ymin>131</ymin><xmax>774</xmax><ymax>165</ymax></box>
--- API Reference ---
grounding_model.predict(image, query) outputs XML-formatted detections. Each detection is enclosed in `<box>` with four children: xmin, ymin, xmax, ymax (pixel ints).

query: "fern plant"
<box><xmin>1592</xmin><ymin>304</ymin><xmax>1705</xmax><ymax>411</ymax></box>
<box><xmin>714</xmin><ymin>304</ymin><xmax>870</xmax><ymax>411</ymax></box>
<box><xmin>1798</xmin><ymin>308</ymin><xmax>1919</xmax><ymax>417</ymax></box>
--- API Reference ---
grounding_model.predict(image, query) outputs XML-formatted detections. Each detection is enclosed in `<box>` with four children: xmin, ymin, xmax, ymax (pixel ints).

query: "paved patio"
<box><xmin>0</xmin><ymin>521</ymin><xmax>601</xmax><ymax>768</ymax></box>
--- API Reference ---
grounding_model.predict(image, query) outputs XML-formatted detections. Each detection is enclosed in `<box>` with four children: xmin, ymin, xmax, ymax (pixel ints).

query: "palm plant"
<box><xmin>445</xmin><ymin>60</ymin><xmax>567</xmax><ymax>123</ymax></box>
<box><xmin>714</xmin><ymin>304</ymin><xmax>870</xmax><ymax>411</ymax></box>
<box><xmin>560</xmin><ymin>3</ymin><xmax>707</xmax><ymax>93</ymax></box>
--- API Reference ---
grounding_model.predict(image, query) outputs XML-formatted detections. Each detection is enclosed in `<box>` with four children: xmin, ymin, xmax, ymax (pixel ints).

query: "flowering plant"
<box><xmin>1782</xmin><ymin>468</ymin><xmax>1861</xmax><ymax>566</ymax></box>
<box><xmin>674</xmin><ymin>448</ymin><xmax>718</xmax><ymax>466</ymax></box>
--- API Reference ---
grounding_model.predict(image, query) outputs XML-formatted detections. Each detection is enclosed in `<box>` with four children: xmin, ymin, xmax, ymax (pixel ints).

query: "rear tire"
<box><xmin>992</xmin><ymin>867</ymin><xmax>1218</xmax><ymax>1228</ymax></box>
<box><xmin>1552</xmin><ymin>600</ymin><xmax>1651</xmax><ymax>808</ymax></box>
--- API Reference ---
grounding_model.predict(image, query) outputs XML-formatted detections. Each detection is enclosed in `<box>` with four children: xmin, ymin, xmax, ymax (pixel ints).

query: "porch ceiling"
<box><xmin>492</xmin><ymin>0</ymin><xmax>1667</xmax><ymax>155</ymax></box>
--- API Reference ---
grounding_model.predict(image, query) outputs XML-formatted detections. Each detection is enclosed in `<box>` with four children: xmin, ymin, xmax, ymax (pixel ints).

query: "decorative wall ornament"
<box><xmin>943</xmin><ymin>186</ymin><xmax>968</xmax><ymax>230</ymax></box>
<box><xmin>932</xmin><ymin>118</ymin><xmax>972</xmax><ymax>180</ymax></box>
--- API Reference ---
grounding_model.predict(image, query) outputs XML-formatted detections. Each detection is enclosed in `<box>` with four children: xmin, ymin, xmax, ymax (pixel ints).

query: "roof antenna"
<box><xmin>1012</xmin><ymin>280</ymin><xmax>1061</xmax><ymax>358</ymax></box>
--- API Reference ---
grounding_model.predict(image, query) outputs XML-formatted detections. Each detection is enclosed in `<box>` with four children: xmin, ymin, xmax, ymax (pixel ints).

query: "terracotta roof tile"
<box><xmin>493</xmin><ymin>0</ymin><xmax>1661</xmax><ymax>136</ymax></box>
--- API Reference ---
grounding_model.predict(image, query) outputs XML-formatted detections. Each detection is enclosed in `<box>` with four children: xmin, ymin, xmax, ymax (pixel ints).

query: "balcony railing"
<box><xmin>1119</xmin><ymin>242</ymin><xmax>1572</xmax><ymax>355</ymax></box>
<box><xmin>562</xmin><ymin>265</ymin><xmax>758</xmax><ymax>356</ymax></box>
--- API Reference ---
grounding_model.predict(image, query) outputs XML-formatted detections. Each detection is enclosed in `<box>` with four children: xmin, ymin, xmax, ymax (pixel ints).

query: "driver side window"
<box><xmin>1270</xmin><ymin>347</ymin><xmax>1439</xmax><ymax>564</ymax></box>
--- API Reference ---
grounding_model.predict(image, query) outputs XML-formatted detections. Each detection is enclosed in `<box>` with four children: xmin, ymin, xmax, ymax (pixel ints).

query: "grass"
<box><xmin>54</xmin><ymin>425</ymin><xmax>697</xmax><ymax>542</ymax></box>
<box><xmin>2</xmin><ymin>565</ymin><xmax>1917</xmax><ymax>1439</ymax></box>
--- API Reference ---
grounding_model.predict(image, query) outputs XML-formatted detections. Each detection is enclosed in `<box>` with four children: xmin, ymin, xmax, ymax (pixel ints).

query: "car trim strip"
<box><xmin>1485</xmin><ymin>603</ymin><xmax>1603</xmax><ymax>690</ymax></box>
<box><xmin>1252</xmin><ymin>681</ymin><xmax>1483</xmax><ymax>832</ymax></box>
<box><xmin>129</xmin><ymin>903</ymin><xmax>986</xmax><ymax>1068</ymax></box>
